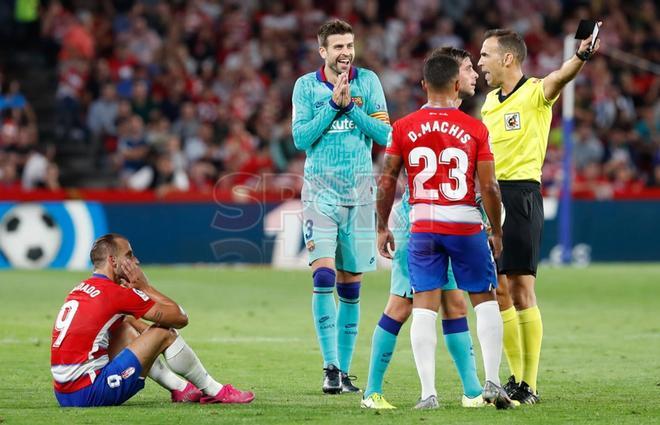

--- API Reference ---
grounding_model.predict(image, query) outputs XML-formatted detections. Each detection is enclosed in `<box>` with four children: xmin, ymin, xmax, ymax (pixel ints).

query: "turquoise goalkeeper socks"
<box><xmin>365</xmin><ymin>313</ymin><xmax>403</xmax><ymax>397</ymax></box>
<box><xmin>443</xmin><ymin>317</ymin><xmax>482</xmax><ymax>398</ymax></box>
<box><xmin>312</xmin><ymin>267</ymin><xmax>338</xmax><ymax>368</ymax></box>
<box><xmin>336</xmin><ymin>282</ymin><xmax>361</xmax><ymax>374</ymax></box>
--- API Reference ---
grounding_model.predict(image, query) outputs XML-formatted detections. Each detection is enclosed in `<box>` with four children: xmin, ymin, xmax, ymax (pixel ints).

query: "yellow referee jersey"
<box><xmin>481</xmin><ymin>77</ymin><xmax>558</xmax><ymax>182</ymax></box>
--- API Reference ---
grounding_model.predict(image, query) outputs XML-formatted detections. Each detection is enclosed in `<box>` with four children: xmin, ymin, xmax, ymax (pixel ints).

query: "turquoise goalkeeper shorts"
<box><xmin>389</xmin><ymin>201</ymin><xmax>458</xmax><ymax>299</ymax></box>
<box><xmin>302</xmin><ymin>201</ymin><xmax>376</xmax><ymax>273</ymax></box>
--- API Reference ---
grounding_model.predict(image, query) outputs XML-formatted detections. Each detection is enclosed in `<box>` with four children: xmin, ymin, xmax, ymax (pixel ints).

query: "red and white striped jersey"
<box><xmin>50</xmin><ymin>274</ymin><xmax>155</xmax><ymax>393</ymax></box>
<box><xmin>386</xmin><ymin>106</ymin><xmax>493</xmax><ymax>235</ymax></box>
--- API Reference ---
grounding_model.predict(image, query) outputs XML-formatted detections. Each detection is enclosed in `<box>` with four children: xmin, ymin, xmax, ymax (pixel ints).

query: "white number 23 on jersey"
<box><xmin>409</xmin><ymin>147</ymin><xmax>468</xmax><ymax>201</ymax></box>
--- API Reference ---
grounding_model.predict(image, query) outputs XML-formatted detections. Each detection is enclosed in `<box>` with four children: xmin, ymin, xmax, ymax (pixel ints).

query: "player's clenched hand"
<box><xmin>377</xmin><ymin>229</ymin><xmax>395</xmax><ymax>260</ymax></box>
<box><xmin>120</xmin><ymin>258</ymin><xmax>149</xmax><ymax>290</ymax></box>
<box><xmin>577</xmin><ymin>22</ymin><xmax>602</xmax><ymax>59</ymax></box>
<box><xmin>488</xmin><ymin>234</ymin><xmax>503</xmax><ymax>260</ymax></box>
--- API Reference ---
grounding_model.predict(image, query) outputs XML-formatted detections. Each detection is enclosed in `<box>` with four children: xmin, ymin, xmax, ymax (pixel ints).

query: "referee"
<box><xmin>477</xmin><ymin>27</ymin><xmax>600</xmax><ymax>404</ymax></box>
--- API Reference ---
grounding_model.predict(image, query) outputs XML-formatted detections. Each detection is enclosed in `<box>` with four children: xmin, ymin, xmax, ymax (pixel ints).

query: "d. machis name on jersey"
<box><xmin>408</xmin><ymin>120</ymin><xmax>472</xmax><ymax>144</ymax></box>
<box><xmin>71</xmin><ymin>282</ymin><xmax>101</xmax><ymax>298</ymax></box>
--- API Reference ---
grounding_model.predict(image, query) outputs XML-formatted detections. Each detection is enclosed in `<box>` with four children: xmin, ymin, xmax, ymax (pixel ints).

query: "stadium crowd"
<box><xmin>0</xmin><ymin>72</ymin><xmax>61</xmax><ymax>191</ymax></box>
<box><xmin>1</xmin><ymin>0</ymin><xmax>658</xmax><ymax>198</ymax></box>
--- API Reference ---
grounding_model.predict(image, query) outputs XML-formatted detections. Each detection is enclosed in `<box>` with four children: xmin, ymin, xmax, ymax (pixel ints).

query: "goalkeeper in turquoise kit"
<box><xmin>292</xmin><ymin>19</ymin><xmax>391</xmax><ymax>394</ymax></box>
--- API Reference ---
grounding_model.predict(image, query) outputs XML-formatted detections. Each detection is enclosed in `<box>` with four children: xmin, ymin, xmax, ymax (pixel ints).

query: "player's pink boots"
<box><xmin>171</xmin><ymin>382</ymin><xmax>203</xmax><ymax>403</ymax></box>
<box><xmin>199</xmin><ymin>384</ymin><xmax>255</xmax><ymax>404</ymax></box>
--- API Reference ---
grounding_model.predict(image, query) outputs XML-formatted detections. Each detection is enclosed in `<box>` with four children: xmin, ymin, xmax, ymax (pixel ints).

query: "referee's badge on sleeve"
<box><xmin>504</xmin><ymin>112</ymin><xmax>521</xmax><ymax>131</ymax></box>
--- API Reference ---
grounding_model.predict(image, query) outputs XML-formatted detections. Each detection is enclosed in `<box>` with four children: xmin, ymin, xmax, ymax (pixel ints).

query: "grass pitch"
<box><xmin>0</xmin><ymin>265</ymin><xmax>658</xmax><ymax>424</ymax></box>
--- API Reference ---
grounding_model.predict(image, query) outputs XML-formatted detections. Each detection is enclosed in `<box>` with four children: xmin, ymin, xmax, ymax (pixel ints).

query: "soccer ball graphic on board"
<box><xmin>0</xmin><ymin>203</ymin><xmax>62</xmax><ymax>269</ymax></box>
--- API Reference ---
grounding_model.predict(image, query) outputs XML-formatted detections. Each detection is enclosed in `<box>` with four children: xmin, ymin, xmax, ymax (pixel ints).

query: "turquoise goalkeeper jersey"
<box><xmin>292</xmin><ymin>66</ymin><xmax>391</xmax><ymax>206</ymax></box>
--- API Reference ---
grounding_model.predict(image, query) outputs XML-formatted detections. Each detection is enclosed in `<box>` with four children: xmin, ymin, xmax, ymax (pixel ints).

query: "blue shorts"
<box><xmin>390</xmin><ymin>202</ymin><xmax>457</xmax><ymax>299</ymax></box>
<box><xmin>407</xmin><ymin>231</ymin><xmax>497</xmax><ymax>294</ymax></box>
<box><xmin>302</xmin><ymin>201</ymin><xmax>376</xmax><ymax>273</ymax></box>
<box><xmin>55</xmin><ymin>348</ymin><xmax>145</xmax><ymax>407</ymax></box>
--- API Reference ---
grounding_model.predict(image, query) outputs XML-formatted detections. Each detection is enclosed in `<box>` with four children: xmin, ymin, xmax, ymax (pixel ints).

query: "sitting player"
<box><xmin>50</xmin><ymin>233</ymin><xmax>254</xmax><ymax>407</ymax></box>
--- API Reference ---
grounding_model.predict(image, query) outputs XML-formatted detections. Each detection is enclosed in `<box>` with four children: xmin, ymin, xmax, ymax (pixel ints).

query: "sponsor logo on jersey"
<box><xmin>327</xmin><ymin>118</ymin><xmax>356</xmax><ymax>133</ymax></box>
<box><xmin>132</xmin><ymin>288</ymin><xmax>150</xmax><ymax>301</ymax></box>
<box><xmin>315</xmin><ymin>101</ymin><xmax>325</xmax><ymax>108</ymax></box>
<box><xmin>504</xmin><ymin>112</ymin><xmax>521</xmax><ymax>131</ymax></box>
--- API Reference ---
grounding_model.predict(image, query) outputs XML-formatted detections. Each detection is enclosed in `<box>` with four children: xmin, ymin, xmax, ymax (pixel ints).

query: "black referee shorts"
<box><xmin>496</xmin><ymin>180</ymin><xmax>543</xmax><ymax>276</ymax></box>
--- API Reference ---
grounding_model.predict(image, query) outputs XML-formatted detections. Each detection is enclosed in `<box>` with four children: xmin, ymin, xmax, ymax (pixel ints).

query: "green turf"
<box><xmin>0</xmin><ymin>265</ymin><xmax>658</xmax><ymax>424</ymax></box>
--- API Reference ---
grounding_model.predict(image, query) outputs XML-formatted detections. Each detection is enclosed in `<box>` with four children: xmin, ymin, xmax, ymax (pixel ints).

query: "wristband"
<box><xmin>575</xmin><ymin>49</ymin><xmax>592</xmax><ymax>61</ymax></box>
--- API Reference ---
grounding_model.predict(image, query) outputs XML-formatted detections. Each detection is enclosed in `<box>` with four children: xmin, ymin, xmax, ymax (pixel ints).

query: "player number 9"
<box><xmin>52</xmin><ymin>300</ymin><xmax>79</xmax><ymax>348</ymax></box>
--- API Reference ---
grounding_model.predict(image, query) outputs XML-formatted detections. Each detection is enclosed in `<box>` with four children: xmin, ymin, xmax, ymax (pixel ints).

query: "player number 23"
<box><xmin>409</xmin><ymin>147</ymin><xmax>468</xmax><ymax>201</ymax></box>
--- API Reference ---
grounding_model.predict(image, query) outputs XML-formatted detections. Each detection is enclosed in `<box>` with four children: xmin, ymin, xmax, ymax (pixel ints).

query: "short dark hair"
<box><xmin>90</xmin><ymin>233</ymin><xmax>126</xmax><ymax>268</ymax></box>
<box><xmin>423</xmin><ymin>54</ymin><xmax>460</xmax><ymax>91</ymax></box>
<box><xmin>317</xmin><ymin>19</ymin><xmax>353</xmax><ymax>47</ymax></box>
<box><xmin>484</xmin><ymin>29</ymin><xmax>527</xmax><ymax>63</ymax></box>
<box><xmin>428</xmin><ymin>46</ymin><xmax>471</xmax><ymax>62</ymax></box>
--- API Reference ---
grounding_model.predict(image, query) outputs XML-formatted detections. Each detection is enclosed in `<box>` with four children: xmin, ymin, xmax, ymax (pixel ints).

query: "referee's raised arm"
<box><xmin>542</xmin><ymin>23</ymin><xmax>602</xmax><ymax>101</ymax></box>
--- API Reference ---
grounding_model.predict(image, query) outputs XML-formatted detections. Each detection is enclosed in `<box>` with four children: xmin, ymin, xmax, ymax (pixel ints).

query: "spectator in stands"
<box><xmin>87</xmin><ymin>83</ymin><xmax>119</xmax><ymax>140</ymax></box>
<box><xmin>0</xmin><ymin>160</ymin><xmax>19</xmax><ymax>190</ymax></box>
<box><xmin>128</xmin><ymin>149</ymin><xmax>189</xmax><ymax>195</ymax></box>
<box><xmin>573</xmin><ymin>124</ymin><xmax>604</xmax><ymax>171</ymax></box>
<box><xmin>59</xmin><ymin>10</ymin><xmax>95</xmax><ymax>61</ymax></box>
<box><xmin>131</xmin><ymin>80</ymin><xmax>155</xmax><ymax>123</ymax></box>
<box><xmin>120</xmin><ymin>15</ymin><xmax>162</xmax><ymax>66</ymax></box>
<box><xmin>116</xmin><ymin>115</ymin><xmax>149</xmax><ymax>184</ymax></box>
<box><xmin>172</xmin><ymin>102</ymin><xmax>200</xmax><ymax>146</ymax></box>
<box><xmin>22</xmin><ymin>145</ymin><xmax>60</xmax><ymax>191</ymax></box>
<box><xmin>183</xmin><ymin>122</ymin><xmax>212</xmax><ymax>165</ymax></box>
<box><xmin>55</xmin><ymin>59</ymin><xmax>88</xmax><ymax>142</ymax></box>
<box><xmin>26</xmin><ymin>0</ymin><xmax>655</xmax><ymax>199</ymax></box>
<box><xmin>269</xmin><ymin>117</ymin><xmax>299</xmax><ymax>173</ymax></box>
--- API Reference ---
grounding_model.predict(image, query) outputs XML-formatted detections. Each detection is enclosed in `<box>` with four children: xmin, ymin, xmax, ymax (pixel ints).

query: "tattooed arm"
<box><xmin>376</xmin><ymin>153</ymin><xmax>403</xmax><ymax>259</ymax></box>
<box><xmin>121</xmin><ymin>259</ymin><xmax>189</xmax><ymax>329</ymax></box>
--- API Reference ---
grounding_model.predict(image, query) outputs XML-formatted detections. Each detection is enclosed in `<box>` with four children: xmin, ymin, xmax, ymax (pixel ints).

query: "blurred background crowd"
<box><xmin>0</xmin><ymin>0</ymin><xmax>658</xmax><ymax>199</ymax></box>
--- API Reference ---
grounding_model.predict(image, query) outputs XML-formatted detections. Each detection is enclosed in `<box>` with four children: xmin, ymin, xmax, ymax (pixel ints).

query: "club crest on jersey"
<box><xmin>504</xmin><ymin>112</ymin><xmax>521</xmax><ymax>131</ymax></box>
<box><xmin>307</xmin><ymin>240</ymin><xmax>315</xmax><ymax>252</ymax></box>
<box><xmin>121</xmin><ymin>367</ymin><xmax>136</xmax><ymax>379</ymax></box>
<box><xmin>351</xmin><ymin>96</ymin><xmax>363</xmax><ymax>107</ymax></box>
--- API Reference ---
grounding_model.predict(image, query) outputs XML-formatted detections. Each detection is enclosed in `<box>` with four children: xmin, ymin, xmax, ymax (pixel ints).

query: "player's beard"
<box><xmin>330</xmin><ymin>56</ymin><xmax>352</xmax><ymax>75</ymax></box>
<box><xmin>458</xmin><ymin>89</ymin><xmax>472</xmax><ymax>100</ymax></box>
<box><xmin>114</xmin><ymin>264</ymin><xmax>127</xmax><ymax>284</ymax></box>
